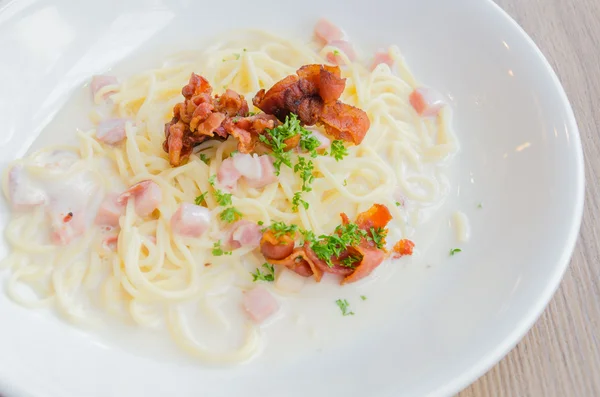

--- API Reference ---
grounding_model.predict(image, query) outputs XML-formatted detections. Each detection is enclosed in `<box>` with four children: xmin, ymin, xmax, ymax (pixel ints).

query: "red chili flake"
<box><xmin>63</xmin><ymin>212</ymin><xmax>74</xmax><ymax>223</ymax></box>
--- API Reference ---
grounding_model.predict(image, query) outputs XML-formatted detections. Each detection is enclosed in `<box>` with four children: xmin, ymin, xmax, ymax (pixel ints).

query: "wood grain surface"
<box><xmin>459</xmin><ymin>1</ymin><xmax>600</xmax><ymax>396</ymax></box>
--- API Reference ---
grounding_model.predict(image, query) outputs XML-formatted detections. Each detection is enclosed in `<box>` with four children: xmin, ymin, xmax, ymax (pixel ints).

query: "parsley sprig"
<box><xmin>212</xmin><ymin>240</ymin><xmax>232</xmax><ymax>256</ymax></box>
<box><xmin>335</xmin><ymin>299</ymin><xmax>354</xmax><ymax>316</ymax></box>
<box><xmin>308</xmin><ymin>223</ymin><xmax>368</xmax><ymax>267</ymax></box>
<box><xmin>195</xmin><ymin>192</ymin><xmax>208</xmax><ymax>205</ymax></box>
<box><xmin>260</xmin><ymin>114</ymin><xmax>306</xmax><ymax>175</ymax></box>
<box><xmin>330</xmin><ymin>140</ymin><xmax>349</xmax><ymax>161</ymax></box>
<box><xmin>251</xmin><ymin>263</ymin><xmax>275</xmax><ymax>282</ymax></box>
<box><xmin>369</xmin><ymin>227</ymin><xmax>388</xmax><ymax>250</ymax></box>
<box><xmin>266</xmin><ymin>221</ymin><xmax>298</xmax><ymax>238</ymax></box>
<box><xmin>220</xmin><ymin>207</ymin><xmax>242</xmax><ymax>223</ymax></box>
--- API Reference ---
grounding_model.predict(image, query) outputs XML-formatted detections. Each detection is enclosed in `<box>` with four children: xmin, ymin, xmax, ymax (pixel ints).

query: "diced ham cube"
<box><xmin>96</xmin><ymin>119</ymin><xmax>128</xmax><ymax>145</ymax></box>
<box><xmin>227</xmin><ymin>220</ymin><xmax>262</xmax><ymax>249</ymax></box>
<box><xmin>95</xmin><ymin>193</ymin><xmax>124</xmax><ymax>227</ymax></box>
<box><xmin>232</xmin><ymin>153</ymin><xmax>262</xmax><ymax>180</ymax></box>
<box><xmin>314</xmin><ymin>18</ymin><xmax>344</xmax><ymax>45</ymax></box>
<box><xmin>91</xmin><ymin>75</ymin><xmax>118</xmax><ymax>100</ymax></box>
<box><xmin>49</xmin><ymin>210</ymin><xmax>86</xmax><ymax>245</ymax></box>
<box><xmin>217</xmin><ymin>157</ymin><xmax>242</xmax><ymax>191</ymax></box>
<box><xmin>244</xmin><ymin>156</ymin><xmax>278</xmax><ymax>189</ymax></box>
<box><xmin>242</xmin><ymin>286</ymin><xmax>279</xmax><ymax>324</ymax></box>
<box><xmin>409</xmin><ymin>87</ymin><xmax>446</xmax><ymax>117</ymax></box>
<box><xmin>170</xmin><ymin>203</ymin><xmax>211</xmax><ymax>238</ymax></box>
<box><xmin>118</xmin><ymin>180</ymin><xmax>162</xmax><ymax>217</ymax></box>
<box><xmin>370</xmin><ymin>51</ymin><xmax>394</xmax><ymax>71</ymax></box>
<box><xmin>102</xmin><ymin>234</ymin><xmax>119</xmax><ymax>251</ymax></box>
<box><xmin>7</xmin><ymin>166</ymin><xmax>47</xmax><ymax>210</ymax></box>
<box><xmin>326</xmin><ymin>40</ymin><xmax>357</xmax><ymax>65</ymax></box>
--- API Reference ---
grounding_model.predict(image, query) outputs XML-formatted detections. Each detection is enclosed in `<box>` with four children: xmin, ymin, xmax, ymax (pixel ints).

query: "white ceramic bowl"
<box><xmin>0</xmin><ymin>0</ymin><xmax>584</xmax><ymax>396</ymax></box>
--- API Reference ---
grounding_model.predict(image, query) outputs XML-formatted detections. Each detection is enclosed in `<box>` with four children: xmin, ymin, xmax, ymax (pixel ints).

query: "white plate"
<box><xmin>0</xmin><ymin>0</ymin><xmax>584</xmax><ymax>396</ymax></box>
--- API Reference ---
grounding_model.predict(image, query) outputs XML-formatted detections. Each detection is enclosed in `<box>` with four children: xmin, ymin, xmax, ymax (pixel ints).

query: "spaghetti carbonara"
<box><xmin>1</xmin><ymin>21</ymin><xmax>457</xmax><ymax>363</ymax></box>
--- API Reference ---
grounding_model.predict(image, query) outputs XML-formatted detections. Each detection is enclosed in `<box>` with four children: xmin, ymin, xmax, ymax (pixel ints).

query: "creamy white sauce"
<box><xmin>0</xmin><ymin>44</ymin><xmax>465</xmax><ymax>366</ymax></box>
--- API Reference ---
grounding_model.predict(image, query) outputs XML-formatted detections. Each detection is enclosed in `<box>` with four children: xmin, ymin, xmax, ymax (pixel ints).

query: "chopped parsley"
<box><xmin>395</xmin><ymin>201</ymin><xmax>401</xmax><ymax>206</ymax></box>
<box><xmin>335</xmin><ymin>299</ymin><xmax>354</xmax><ymax>316</ymax></box>
<box><xmin>220</xmin><ymin>207</ymin><xmax>242</xmax><ymax>223</ymax></box>
<box><xmin>330</xmin><ymin>140</ymin><xmax>349</xmax><ymax>161</ymax></box>
<box><xmin>214</xmin><ymin>190</ymin><xmax>232</xmax><ymax>206</ymax></box>
<box><xmin>309</xmin><ymin>223</ymin><xmax>368</xmax><ymax>267</ymax></box>
<box><xmin>257</xmin><ymin>220</ymin><xmax>264</xmax><ymax>226</ymax></box>
<box><xmin>234</xmin><ymin>53</ymin><xmax>241</xmax><ymax>60</ymax></box>
<box><xmin>333</xmin><ymin>49</ymin><xmax>340</xmax><ymax>56</ymax></box>
<box><xmin>260</xmin><ymin>114</ymin><xmax>305</xmax><ymax>175</ymax></box>
<box><xmin>343</xmin><ymin>179</ymin><xmax>348</xmax><ymax>187</ymax></box>
<box><xmin>370</xmin><ymin>227</ymin><xmax>388</xmax><ymax>250</ymax></box>
<box><xmin>208</xmin><ymin>175</ymin><xmax>216</xmax><ymax>186</ymax></box>
<box><xmin>194</xmin><ymin>192</ymin><xmax>208</xmax><ymax>205</ymax></box>
<box><xmin>360</xmin><ymin>295</ymin><xmax>367</xmax><ymax>301</ymax></box>
<box><xmin>199</xmin><ymin>153</ymin><xmax>210</xmax><ymax>165</ymax></box>
<box><xmin>449</xmin><ymin>248</ymin><xmax>462</xmax><ymax>256</ymax></box>
<box><xmin>291</xmin><ymin>156</ymin><xmax>315</xmax><ymax>211</ymax></box>
<box><xmin>247</xmin><ymin>111</ymin><xmax>257</xmax><ymax>116</ymax></box>
<box><xmin>230</xmin><ymin>150</ymin><xmax>239</xmax><ymax>157</ymax></box>
<box><xmin>340</xmin><ymin>254</ymin><xmax>362</xmax><ymax>268</ymax></box>
<box><xmin>251</xmin><ymin>263</ymin><xmax>275</xmax><ymax>282</ymax></box>
<box><xmin>267</xmin><ymin>221</ymin><xmax>298</xmax><ymax>238</ymax></box>
<box><xmin>299</xmin><ymin>129</ymin><xmax>320</xmax><ymax>158</ymax></box>
<box><xmin>212</xmin><ymin>240</ymin><xmax>232</xmax><ymax>256</ymax></box>
<box><xmin>292</xmin><ymin>192</ymin><xmax>309</xmax><ymax>212</ymax></box>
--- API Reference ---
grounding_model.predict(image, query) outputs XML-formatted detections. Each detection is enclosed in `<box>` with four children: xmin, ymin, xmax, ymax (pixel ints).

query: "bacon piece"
<box><xmin>91</xmin><ymin>75</ymin><xmax>118</xmax><ymax>100</ymax></box>
<box><xmin>320</xmin><ymin>101</ymin><xmax>370</xmax><ymax>145</ymax></box>
<box><xmin>314</xmin><ymin>18</ymin><xmax>344</xmax><ymax>45</ymax></box>
<box><xmin>409</xmin><ymin>87</ymin><xmax>446</xmax><ymax>117</ymax></box>
<box><xmin>393</xmin><ymin>239</ymin><xmax>415</xmax><ymax>258</ymax></box>
<box><xmin>355</xmin><ymin>204</ymin><xmax>393</xmax><ymax>230</ymax></box>
<box><xmin>260</xmin><ymin>230</ymin><xmax>295</xmax><ymax>261</ymax></box>
<box><xmin>304</xmin><ymin>246</ymin><xmax>355</xmax><ymax>277</ymax></box>
<box><xmin>371</xmin><ymin>51</ymin><xmax>394</xmax><ymax>71</ymax></box>
<box><xmin>242</xmin><ymin>286</ymin><xmax>279</xmax><ymax>323</ymax></box>
<box><xmin>266</xmin><ymin>248</ymin><xmax>322</xmax><ymax>280</ymax></box>
<box><xmin>170</xmin><ymin>203</ymin><xmax>211</xmax><ymax>238</ymax></box>
<box><xmin>222</xmin><ymin>113</ymin><xmax>279</xmax><ymax>153</ymax></box>
<box><xmin>96</xmin><ymin>119</ymin><xmax>127</xmax><ymax>145</ymax></box>
<box><xmin>296</xmin><ymin>64</ymin><xmax>346</xmax><ymax>104</ymax></box>
<box><xmin>95</xmin><ymin>193</ymin><xmax>124</xmax><ymax>227</ymax></box>
<box><xmin>215</xmin><ymin>89</ymin><xmax>249</xmax><ymax>117</ymax></box>
<box><xmin>341</xmin><ymin>244</ymin><xmax>386</xmax><ymax>284</ymax></box>
<box><xmin>227</xmin><ymin>220</ymin><xmax>262</xmax><ymax>249</ymax></box>
<box><xmin>118</xmin><ymin>180</ymin><xmax>162</xmax><ymax>217</ymax></box>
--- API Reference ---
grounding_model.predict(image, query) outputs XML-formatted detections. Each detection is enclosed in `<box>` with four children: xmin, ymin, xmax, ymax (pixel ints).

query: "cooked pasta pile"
<box><xmin>1</xmin><ymin>29</ymin><xmax>457</xmax><ymax>362</ymax></box>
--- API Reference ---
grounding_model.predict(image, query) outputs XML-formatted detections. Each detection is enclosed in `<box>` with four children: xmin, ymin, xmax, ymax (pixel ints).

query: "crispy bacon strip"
<box><xmin>252</xmin><ymin>64</ymin><xmax>369</xmax><ymax>145</ymax></box>
<box><xmin>163</xmin><ymin>74</ymin><xmax>277</xmax><ymax>166</ymax></box>
<box><xmin>393</xmin><ymin>239</ymin><xmax>415</xmax><ymax>258</ymax></box>
<box><xmin>260</xmin><ymin>204</ymin><xmax>392</xmax><ymax>285</ymax></box>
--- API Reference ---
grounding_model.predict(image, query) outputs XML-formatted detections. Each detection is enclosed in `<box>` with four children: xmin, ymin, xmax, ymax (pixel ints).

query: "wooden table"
<box><xmin>460</xmin><ymin>1</ymin><xmax>600</xmax><ymax>396</ymax></box>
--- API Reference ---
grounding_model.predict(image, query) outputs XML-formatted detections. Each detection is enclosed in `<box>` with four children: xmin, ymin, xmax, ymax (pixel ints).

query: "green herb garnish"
<box><xmin>251</xmin><ymin>263</ymin><xmax>275</xmax><ymax>282</ymax></box>
<box><xmin>199</xmin><ymin>153</ymin><xmax>210</xmax><ymax>165</ymax></box>
<box><xmin>268</xmin><ymin>221</ymin><xmax>299</xmax><ymax>238</ymax></box>
<box><xmin>335</xmin><ymin>299</ymin><xmax>354</xmax><ymax>316</ymax></box>
<box><xmin>370</xmin><ymin>227</ymin><xmax>388</xmax><ymax>250</ymax></box>
<box><xmin>212</xmin><ymin>240</ymin><xmax>232</xmax><ymax>256</ymax></box>
<box><xmin>360</xmin><ymin>295</ymin><xmax>367</xmax><ymax>301</ymax></box>
<box><xmin>449</xmin><ymin>248</ymin><xmax>462</xmax><ymax>256</ymax></box>
<box><xmin>194</xmin><ymin>192</ymin><xmax>208</xmax><ymax>205</ymax></box>
<box><xmin>214</xmin><ymin>190</ymin><xmax>232</xmax><ymax>206</ymax></box>
<box><xmin>220</xmin><ymin>207</ymin><xmax>242</xmax><ymax>223</ymax></box>
<box><xmin>330</xmin><ymin>140</ymin><xmax>349</xmax><ymax>161</ymax></box>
